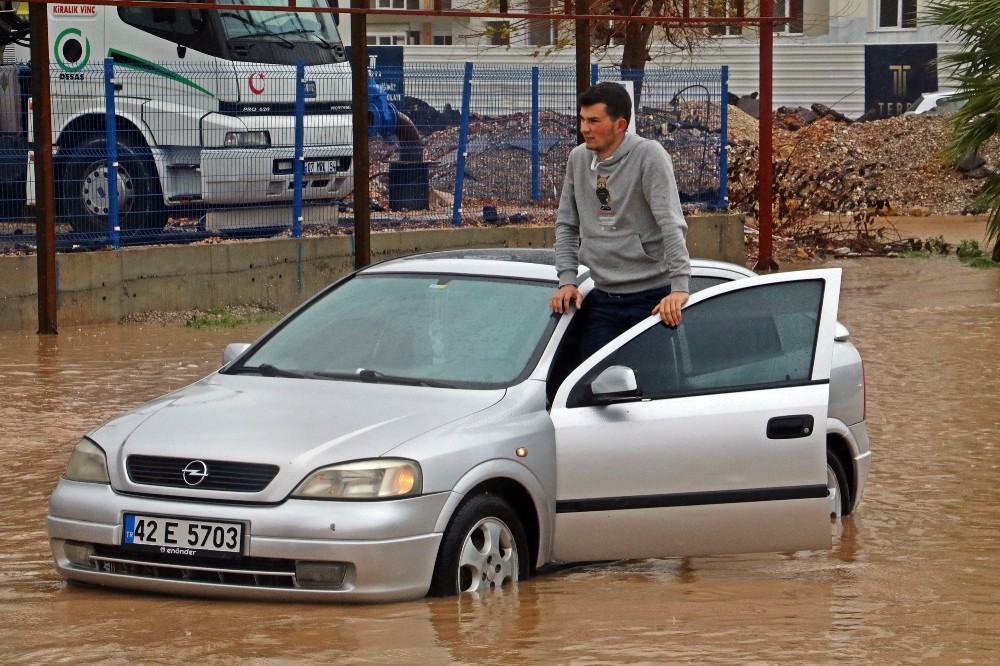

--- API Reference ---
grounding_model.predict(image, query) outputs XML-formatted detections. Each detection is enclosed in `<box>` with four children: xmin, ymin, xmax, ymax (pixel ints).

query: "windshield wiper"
<box><xmin>356</xmin><ymin>368</ymin><xmax>456</xmax><ymax>389</ymax></box>
<box><xmin>229</xmin><ymin>365</ymin><xmax>455</xmax><ymax>387</ymax></box>
<box><xmin>268</xmin><ymin>28</ymin><xmax>336</xmax><ymax>49</ymax></box>
<box><xmin>231</xmin><ymin>363</ymin><xmax>309</xmax><ymax>378</ymax></box>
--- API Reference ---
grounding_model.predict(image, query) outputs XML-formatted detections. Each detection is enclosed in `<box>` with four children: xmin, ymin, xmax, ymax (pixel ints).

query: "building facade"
<box><xmin>344</xmin><ymin>0</ymin><xmax>960</xmax><ymax>118</ymax></box>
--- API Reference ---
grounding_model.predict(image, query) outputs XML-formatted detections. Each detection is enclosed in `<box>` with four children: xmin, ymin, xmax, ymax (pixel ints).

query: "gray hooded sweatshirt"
<box><xmin>554</xmin><ymin>133</ymin><xmax>691</xmax><ymax>294</ymax></box>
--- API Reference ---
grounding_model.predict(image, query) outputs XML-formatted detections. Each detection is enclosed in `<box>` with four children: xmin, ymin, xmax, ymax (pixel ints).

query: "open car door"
<box><xmin>549</xmin><ymin>269</ymin><xmax>842</xmax><ymax>562</ymax></box>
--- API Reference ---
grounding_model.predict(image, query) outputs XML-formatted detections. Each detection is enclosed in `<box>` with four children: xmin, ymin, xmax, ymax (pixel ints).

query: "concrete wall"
<box><xmin>0</xmin><ymin>214</ymin><xmax>744</xmax><ymax>332</ymax></box>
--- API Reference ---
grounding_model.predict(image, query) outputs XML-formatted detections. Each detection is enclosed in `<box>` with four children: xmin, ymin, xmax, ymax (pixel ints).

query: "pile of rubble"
<box><xmin>727</xmin><ymin>104</ymin><xmax>999</xmax><ymax>220</ymax></box>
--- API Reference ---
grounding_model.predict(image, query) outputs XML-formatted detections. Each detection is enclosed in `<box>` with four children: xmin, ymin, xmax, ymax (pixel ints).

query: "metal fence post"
<box><xmin>719</xmin><ymin>65</ymin><xmax>729</xmax><ymax>210</ymax></box>
<box><xmin>104</xmin><ymin>58</ymin><xmax>120</xmax><ymax>249</ymax></box>
<box><xmin>451</xmin><ymin>61</ymin><xmax>473</xmax><ymax>227</ymax></box>
<box><xmin>531</xmin><ymin>66</ymin><xmax>539</xmax><ymax>202</ymax></box>
<box><xmin>292</xmin><ymin>60</ymin><xmax>305</xmax><ymax>238</ymax></box>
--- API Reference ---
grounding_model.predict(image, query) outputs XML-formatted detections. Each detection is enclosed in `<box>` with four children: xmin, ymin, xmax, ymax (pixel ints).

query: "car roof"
<box><xmin>367</xmin><ymin>249</ymin><xmax>558</xmax><ymax>281</ymax></box>
<box><xmin>366</xmin><ymin>249</ymin><xmax>755</xmax><ymax>282</ymax></box>
<box><xmin>905</xmin><ymin>91</ymin><xmax>960</xmax><ymax>115</ymax></box>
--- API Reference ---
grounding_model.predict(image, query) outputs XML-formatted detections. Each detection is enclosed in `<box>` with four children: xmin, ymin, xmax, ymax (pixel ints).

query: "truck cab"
<box><xmin>2</xmin><ymin>0</ymin><xmax>360</xmax><ymax>233</ymax></box>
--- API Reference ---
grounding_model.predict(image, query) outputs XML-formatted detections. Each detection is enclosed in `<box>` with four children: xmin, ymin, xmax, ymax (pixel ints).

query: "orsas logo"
<box><xmin>54</xmin><ymin>28</ymin><xmax>91</xmax><ymax>72</ymax></box>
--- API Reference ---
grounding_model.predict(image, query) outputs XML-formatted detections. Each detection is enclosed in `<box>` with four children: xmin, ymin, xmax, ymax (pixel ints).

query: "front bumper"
<box><xmin>199</xmin><ymin>146</ymin><xmax>353</xmax><ymax>205</ymax></box>
<box><xmin>48</xmin><ymin>479</ymin><xmax>448</xmax><ymax>603</ymax></box>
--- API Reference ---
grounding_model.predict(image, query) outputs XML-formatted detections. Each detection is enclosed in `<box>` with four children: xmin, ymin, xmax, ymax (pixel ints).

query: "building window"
<box><xmin>484</xmin><ymin>20</ymin><xmax>511</xmax><ymax>45</ymax></box>
<box><xmin>525</xmin><ymin>0</ymin><xmax>555</xmax><ymax>46</ymax></box>
<box><xmin>706</xmin><ymin>0</ymin><xmax>744</xmax><ymax>37</ymax></box>
<box><xmin>369</xmin><ymin>0</ymin><xmax>419</xmax><ymax>8</ymax></box>
<box><xmin>775</xmin><ymin>0</ymin><xmax>803</xmax><ymax>34</ymax></box>
<box><xmin>879</xmin><ymin>0</ymin><xmax>917</xmax><ymax>29</ymax></box>
<box><xmin>527</xmin><ymin>18</ymin><xmax>556</xmax><ymax>46</ymax></box>
<box><xmin>432</xmin><ymin>34</ymin><xmax>453</xmax><ymax>45</ymax></box>
<box><xmin>367</xmin><ymin>33</ymin><xmax>407</xmax><ymax>45</ymax></box>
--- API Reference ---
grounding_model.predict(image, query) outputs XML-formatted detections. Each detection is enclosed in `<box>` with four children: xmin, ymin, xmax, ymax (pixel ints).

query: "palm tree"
<box><xmin>926</xmin><ymin>0</ymin><xmax>1000</xmax><ymax>260</ymax></box>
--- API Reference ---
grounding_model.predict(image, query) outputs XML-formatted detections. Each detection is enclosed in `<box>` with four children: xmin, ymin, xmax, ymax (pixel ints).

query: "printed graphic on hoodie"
<box><xmin>596</xmin><ymin>174</ymin><xmax>616</xmax><ymax>227</ymax></box>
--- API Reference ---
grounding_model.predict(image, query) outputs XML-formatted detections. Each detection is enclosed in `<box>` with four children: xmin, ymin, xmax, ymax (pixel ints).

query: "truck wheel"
<box><xmin>57</xmin><ymin>135</ymin><xmax>167</xmax><ymax>234</ymax></box>
<box><xmin>827</xmin><ymin>451</ymin><xmax>851</xmax><ymax>519</ymax></box>
<box><xmin>429</xmin><ymin>494</ymin><xmax>528</xmax><ymax>596</ymax></box>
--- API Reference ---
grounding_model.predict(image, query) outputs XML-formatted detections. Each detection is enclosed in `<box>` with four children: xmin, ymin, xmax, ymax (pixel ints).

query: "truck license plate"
<box><xmin>305</xmin><ymin>159</ymin><xmax>336</xmax><ymax>174</ymax></box>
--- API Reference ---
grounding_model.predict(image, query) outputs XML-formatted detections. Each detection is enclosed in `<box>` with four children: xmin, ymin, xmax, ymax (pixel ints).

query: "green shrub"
<box><xmin>967</xmin><ymin>255</ymin><xmax>1000</xmax><ymax>268</ymax></box>
<box><xmin>957</xmin><ymin>239</ymin><xmax>983</xmax><ymax>260</ymax></box>
<box><xmin>187</xmin><ymin>306</ymin><xmax>281</xmax><ymax>329</ymax></box>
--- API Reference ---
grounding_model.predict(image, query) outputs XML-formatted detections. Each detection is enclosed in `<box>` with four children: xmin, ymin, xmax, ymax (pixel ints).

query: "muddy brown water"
<box><xmin>2</xmin><ymin>255</ymin><xmax>1000</xmax><ymax>664</ymax></box>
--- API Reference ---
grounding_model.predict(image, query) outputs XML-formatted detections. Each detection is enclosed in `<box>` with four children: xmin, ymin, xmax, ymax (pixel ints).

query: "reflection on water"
<box><xmin>2</xmin><ymin>257</ymin><xmax>1000</xmax><ymax>663</ymax></box>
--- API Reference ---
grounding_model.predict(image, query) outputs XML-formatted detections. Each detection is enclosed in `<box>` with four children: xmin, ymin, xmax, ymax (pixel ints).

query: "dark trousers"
<box><xmin>578</xmin><ymin>285</ymin><xmax>672</xmax><ymax>359</ymax></box>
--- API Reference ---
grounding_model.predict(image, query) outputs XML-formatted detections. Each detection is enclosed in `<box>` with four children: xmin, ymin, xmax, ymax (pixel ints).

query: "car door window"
<box><xmin>567</xmin><ymin>279</ymin><xmax>824</xmax><ymax>407</ymax></box>
<box><xmin>688</xmin><ymin>275</ymin><xmax>730</xmax><ymax>293</ymax></box>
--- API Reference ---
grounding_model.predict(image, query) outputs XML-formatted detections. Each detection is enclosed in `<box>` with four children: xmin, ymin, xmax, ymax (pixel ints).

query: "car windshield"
<box><xmin>231</xmin><ymin>273</ymin><xmax>558</xmax><ymax>388</ymax></box>
<box><xmin>219</xmin><ymin>0</ymin><xmax>342</xmax><ymax>43</ymax></box>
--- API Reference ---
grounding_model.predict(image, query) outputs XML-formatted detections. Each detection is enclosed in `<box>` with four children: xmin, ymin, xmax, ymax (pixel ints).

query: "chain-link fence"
<box><xmin>0</xmin><ymin>60</ymin><xmax>727</xmax><ymax>251</ymax></box>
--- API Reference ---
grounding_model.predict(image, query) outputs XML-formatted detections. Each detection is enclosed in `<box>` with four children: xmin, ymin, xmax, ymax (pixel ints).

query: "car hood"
<box><xmin>94</xmin><ymin>374</ymin><xmax>505</xmax><ymax>500</ymax></box>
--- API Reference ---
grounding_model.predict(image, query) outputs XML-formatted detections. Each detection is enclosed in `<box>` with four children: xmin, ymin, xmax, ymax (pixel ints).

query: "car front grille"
<box><xmin>91</xmin><ymin>544</ymin><xmax>297</xmax><ymax>588</ymax></box>
<box><xmin>126</xmin><ymin>455</ymin><xmax>279</xmax><ymax>492</ymax></box>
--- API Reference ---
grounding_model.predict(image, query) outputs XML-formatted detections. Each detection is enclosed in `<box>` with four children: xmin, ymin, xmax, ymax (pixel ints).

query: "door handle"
<box><xmin>767</xmin><ymin>415</ymin><xmax>815</xmax><ymax>439</ymax></box>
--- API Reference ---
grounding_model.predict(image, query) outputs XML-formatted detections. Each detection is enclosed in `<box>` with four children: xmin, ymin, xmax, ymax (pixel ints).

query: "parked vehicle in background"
<box><xmin>0</xmin><ymin>0</ymin><xmax>408</xmax><ymax>233</ymax></box>
<box><xmin>904</xmin><ymin>91</ymin><xmax>964</xmax><ymax>116</ymax></box>
<box><xmin>47</xmin><ymin>250</ymin><xmax>871</xmax><ymax>602</ymax></box>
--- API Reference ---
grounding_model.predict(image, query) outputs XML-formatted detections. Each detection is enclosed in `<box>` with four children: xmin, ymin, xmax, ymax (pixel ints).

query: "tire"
<box><xmin>56</xmin><ymin>135</ymin><xmax>168</xmax><ymax>234</ymax></box>
<box><xmin>827</xmin><ymin>451</ymin><xmax>852</xmax><ymax>519</ymax></box>
<box><xmin>429</xmin><ymin>494</ymin><xmax>529</xmax><ymax>596</ymax></box>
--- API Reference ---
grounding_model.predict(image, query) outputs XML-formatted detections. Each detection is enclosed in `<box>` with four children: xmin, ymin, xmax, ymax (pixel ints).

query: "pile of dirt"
<box><xmin>727</xmin><ymin>106</ymin><xmax>999</xmax><ymax>217</ymax></box>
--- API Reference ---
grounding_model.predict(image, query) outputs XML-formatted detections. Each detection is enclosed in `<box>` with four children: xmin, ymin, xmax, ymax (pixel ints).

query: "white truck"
<box><xmin>0</xmin><ymin>1</ymin><xmax>407</xmax><ymax>233</ymax></box>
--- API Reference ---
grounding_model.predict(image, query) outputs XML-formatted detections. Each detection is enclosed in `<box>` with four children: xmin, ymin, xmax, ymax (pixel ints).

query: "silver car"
<box><xmin>47</xmin><ymin>249</ymin><xmax>871</xmax><ymax>602</ymax></box>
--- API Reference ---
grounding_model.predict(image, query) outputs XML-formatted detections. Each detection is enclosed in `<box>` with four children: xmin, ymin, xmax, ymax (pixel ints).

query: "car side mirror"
<box><xmin>589</xmin><ymin>365</ymin><xmax>640</xmax><ymax>404</ymax></box>
<box><xmin>223</xmin><ymin>343</ymin><xmax>251</xmax><ymax>366</ymax></box>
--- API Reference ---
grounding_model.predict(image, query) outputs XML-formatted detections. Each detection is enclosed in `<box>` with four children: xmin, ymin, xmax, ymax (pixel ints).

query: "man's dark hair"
<box><xmin>578</xmin><ymin>82</ymin><xmax>632</xmax><ymax>125</ymax></box>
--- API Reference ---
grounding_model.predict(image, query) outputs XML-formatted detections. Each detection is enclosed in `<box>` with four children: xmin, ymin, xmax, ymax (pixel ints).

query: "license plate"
<box><xmin>122</xmin><ymin>513</ymin><xmax>243</xmax><ymax>558</ymax></box>
<box><xmin>305</xmin><ymin>159</ymin><xmax>337</xmax><ymax>174</ymax></box>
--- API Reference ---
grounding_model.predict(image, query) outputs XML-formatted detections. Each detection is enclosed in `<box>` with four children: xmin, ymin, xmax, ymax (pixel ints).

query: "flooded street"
<box><xmin>2</xmin><ymin>255</ymin><xmax>999</xmax><ymax>664</ymax></box>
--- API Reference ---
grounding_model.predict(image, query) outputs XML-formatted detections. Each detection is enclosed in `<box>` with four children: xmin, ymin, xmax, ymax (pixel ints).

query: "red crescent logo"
<box><xmin>248</xmin><ymin>72</ymin><xmax>265</xmax><ymax>95</ymax></box>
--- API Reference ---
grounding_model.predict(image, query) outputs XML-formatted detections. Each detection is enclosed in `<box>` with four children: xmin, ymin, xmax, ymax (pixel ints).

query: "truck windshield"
<box><xmin>118</xmin><ymin>0</ymin><xmax>345</xmax><ymax>63</ymax></box>
<box><xmin>220</xmin><ymin>0</ymin><xmax>343</xmax><ymax>44</ymax></box>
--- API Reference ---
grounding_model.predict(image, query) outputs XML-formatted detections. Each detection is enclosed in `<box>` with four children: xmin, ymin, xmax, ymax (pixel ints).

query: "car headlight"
<box><xmin>292</xmin><ymin>459</ymin><xmax>421</xmax><ymax>500</ymax></box>
<box><xmin>64</xmin><ymin>439</ymin><xmax>110</xmax><ymax>484</ymax></box>
<box><xmin>224</xmin><ymin>130</ymin><xmax>271</xmax><ymax>148</ymax></box>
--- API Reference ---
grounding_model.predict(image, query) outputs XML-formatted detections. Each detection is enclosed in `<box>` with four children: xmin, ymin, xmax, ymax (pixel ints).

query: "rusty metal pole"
<box><xmin>754</xmin><ymin>0</ymin><xmax>778</xmax><ymax>272</ymax></box>
<box><xmin>350</xmin><ymin>0</ymin><xmax>371</xmax><ymax>269</ymax></box>
<box><xmin>575</xmin><ymin>0</ymin><xmax>590</xmax><ymax>144</ymax></box>
<box><xmin>29</xmin><ymin>2</ymin><xmax>57</xmax><ymax>333</ymax></box>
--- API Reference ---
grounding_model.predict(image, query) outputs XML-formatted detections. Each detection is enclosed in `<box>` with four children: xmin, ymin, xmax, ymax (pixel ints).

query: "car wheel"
<box><xmin>430</xmin><ymin>494</ymin><xmax>528</xmax><ymax>596</ymax></box>
<box><xmin>827</xmin><ymin>451</ymin><xmax>851</xmax><ymax>519</ymax></box>
<box><xmin>57</xmin><ymin>135</ymin><xmax>167</xmax><ymax>234</ymax></box>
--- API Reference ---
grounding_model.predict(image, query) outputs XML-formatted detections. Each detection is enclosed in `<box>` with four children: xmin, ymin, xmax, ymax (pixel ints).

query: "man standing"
<box><xmin>550</xmin><ymin>81</ymin><xmax>692</xmax><ymax>358</ymax></box>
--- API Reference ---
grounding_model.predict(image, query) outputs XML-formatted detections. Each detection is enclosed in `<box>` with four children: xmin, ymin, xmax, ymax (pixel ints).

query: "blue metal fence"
<box><xmin>0</xmin><ymin>61</ymin><xmax>727</xmax><ymax>250</ymax></box>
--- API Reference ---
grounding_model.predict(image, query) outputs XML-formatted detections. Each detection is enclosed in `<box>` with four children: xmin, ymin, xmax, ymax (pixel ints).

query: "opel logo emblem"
<box><xmin>181</xmin><ymin>460</ymin><xmax>209</xmax><ymax>486</ymax></box>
